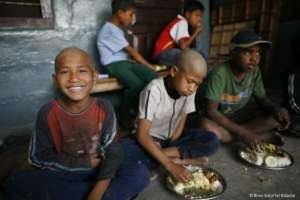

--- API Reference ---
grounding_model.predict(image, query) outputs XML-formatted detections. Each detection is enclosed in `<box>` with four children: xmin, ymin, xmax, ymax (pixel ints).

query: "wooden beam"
<box><xmin>91</xmin><ymin>70</ymin><xmax>169</xmax><ymax>94</ymax></box>
<box><xmin>91</xmin><ymin>78</ymin><xmax>123</xmax><ymax>93</ymax></box>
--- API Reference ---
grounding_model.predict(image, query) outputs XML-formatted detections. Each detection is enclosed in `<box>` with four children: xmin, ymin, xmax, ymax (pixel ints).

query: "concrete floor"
<box><xmin>135</xmin><ymin>133</ymin><xmax>300</xmax><ymax>200</ymax></box>
<box><xmin>0</xmin><ymin>133</ymin><xmax>299</xmax><ymax>200</ymax></box>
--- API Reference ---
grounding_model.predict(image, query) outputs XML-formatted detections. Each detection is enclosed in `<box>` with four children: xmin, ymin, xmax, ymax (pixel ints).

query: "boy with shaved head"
<box><xmin>121</xmin><ymin>49</ymin><xmax>219</xmax><ymax>183</ymax></box>
<box><xmin>4</xmin><ymin>47</ymin><xmax>149</xmax><ymax>200</ymax></box>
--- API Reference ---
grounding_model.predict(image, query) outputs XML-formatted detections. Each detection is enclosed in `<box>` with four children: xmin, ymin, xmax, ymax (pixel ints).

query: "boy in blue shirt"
<box><xmin>97</xmin><ymin>0</ymin><xmax>157</xmax><ymax>127</ymax></box>
<box><xmin>4</xmin><ymin>47</ymin><xmax>149</xmax><ymax>200</ymax></box>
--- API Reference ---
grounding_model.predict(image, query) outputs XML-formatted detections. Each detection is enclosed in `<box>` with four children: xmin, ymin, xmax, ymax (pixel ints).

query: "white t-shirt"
<box><xmin>138</xmin><ymin>78</ymin><xmax>196</xmax><ymax>140</ymax></box>
<box><xmin>169</xmin><ymin>15</ymin><xmax>190</xmax><ymax>44</ymax></box>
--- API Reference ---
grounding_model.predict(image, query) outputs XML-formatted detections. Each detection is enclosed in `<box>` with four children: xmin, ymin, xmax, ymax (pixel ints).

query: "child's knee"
<box><xmin>182</xmin><ymin>130</ymin><xmax>220</xmax><ymax>157</ymax></box>
<box><xmin>196</xmin><ymin>130</ymin><xmax>220</xmax><ymax>155</ymax></box>
<box><xmin>129</xmin><ymin>162</ymin><xmax>150</xmax><ymax>191</ymax></box>
<box><xmin>202</xmin><ymin>131</ymin><xmax>220</xmax><ymax>155</ymax></box>
<box><xmin>128</xmin><ymin>80</ymin><xmax>145</xmax><ymax>94</ymax></box>
<box><xmin>201</xmin><ymin>118</ymin><xmax>233</xmax><ymax>142</ymax></box>
<box><xmin>201</xmin><ymin>118</ymin><xmax>219</xmax><ymax>133</ymax></box>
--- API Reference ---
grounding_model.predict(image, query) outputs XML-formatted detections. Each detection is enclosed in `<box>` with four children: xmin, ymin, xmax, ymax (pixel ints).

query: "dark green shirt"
<box><xmin>205</xmin><ymin>62</ymin><xmax>266</xmax><ymax>114</ymax></box>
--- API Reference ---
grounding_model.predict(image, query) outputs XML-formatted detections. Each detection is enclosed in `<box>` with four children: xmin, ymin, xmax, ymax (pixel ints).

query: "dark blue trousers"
<box><xmin>4</xmin><ymin>161</ymin><xmax>149</xmax><ymax>200</ymax></box>
<box><xmin>121</xmin><ymin>129</ymin><xmax>220</xmax><ymax>169</ymax></box>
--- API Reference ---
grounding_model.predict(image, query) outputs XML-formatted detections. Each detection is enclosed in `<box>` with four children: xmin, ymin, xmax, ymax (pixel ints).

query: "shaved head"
<box><xmin>54</xmin><ymin>47</ymin><xmax>94</xmax><ymax>73</ymax></box>
<box><xmin>175</xmin><ymin>49</ymin><xmax>207</xmax><ymax>75</ymax></box>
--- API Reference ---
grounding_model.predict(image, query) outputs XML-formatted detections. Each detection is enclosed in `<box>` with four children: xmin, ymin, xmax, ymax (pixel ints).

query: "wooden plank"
<box><xmin>91</xmin><ymin>71</ymin><xmax>169</xmax><ymax>94</ymax></box>
<box><xmin>0</xmin><ymin>17</ymin><xmax>53</xmax><ymax>28</ymax></box>
<box><xmin>92</xmin><ymin>78</ymin><xmax>123</xmax><ymax>93</ymax></box>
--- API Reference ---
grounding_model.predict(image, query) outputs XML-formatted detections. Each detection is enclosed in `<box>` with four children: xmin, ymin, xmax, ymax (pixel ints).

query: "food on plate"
<box><xmin>167</xmin><ymin>168</ymin><xmax>222</xmax><ymax>197</ymax></box>
<box><xmin>240</xmin><ymin>143</ymin><xmax>292</xmax><ymax>168</ymax></box>
<box><xmin>264</xmin><ymin>156</ymin><xmax>291</xmax><ymax>167</ymax></box>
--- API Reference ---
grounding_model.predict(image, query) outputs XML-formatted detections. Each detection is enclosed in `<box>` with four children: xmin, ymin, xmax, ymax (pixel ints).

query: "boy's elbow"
<box><xmin>125</xmin><ymin>45</ymin><xmax>135</xmax><ymax>54</ymax></box>
<box><xmin>136</xmin><ymin>132</ymin><xmax>143</xmax><ymax>143</ymax></box>
<box><xmin>136</xmin><ymin>131</ymin><xmax>148</xmax><ymax>145</ymax></box>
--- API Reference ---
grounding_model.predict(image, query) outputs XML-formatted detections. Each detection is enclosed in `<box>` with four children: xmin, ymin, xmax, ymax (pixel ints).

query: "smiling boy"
<box><xmin>4</xmin><ymin>47</ymin><xmax>149</xmax><ymax>200</ymax></box>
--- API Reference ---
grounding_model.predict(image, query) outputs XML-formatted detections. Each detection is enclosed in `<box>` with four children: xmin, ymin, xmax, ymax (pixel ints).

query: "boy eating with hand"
<box><xmin>122</xmin><ymin>49</ymin><xmax>219</xmax><ymax>183</ymax></box>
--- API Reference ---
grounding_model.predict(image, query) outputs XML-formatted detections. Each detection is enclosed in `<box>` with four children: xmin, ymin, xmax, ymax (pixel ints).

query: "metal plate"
<box><xmin>238</xmin><ymin>145</ymin><xmax>294</xmax><ymax>170</ymax></box>
<box><xmin>166</xmin><ymin>166</ymin><xmax>227</xmax><ymax>200</ymax></box>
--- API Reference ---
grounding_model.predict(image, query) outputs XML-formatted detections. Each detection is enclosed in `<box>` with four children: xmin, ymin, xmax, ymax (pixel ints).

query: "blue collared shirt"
<box><xmin>97</xmin><ymin>22</ymin><xmax>129</xmax><ymax>66</ymax></box>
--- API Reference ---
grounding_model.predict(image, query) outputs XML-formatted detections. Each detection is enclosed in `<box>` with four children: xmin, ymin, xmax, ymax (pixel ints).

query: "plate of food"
<box><xmin>166</xmin><ymin>165</ymin><xmax>226</xmax><ymax>199</ymax></box>
<box><xmin>238</xmin><ymin>143</ymin><xmax>293</xmax><ymax>170</ymax></box>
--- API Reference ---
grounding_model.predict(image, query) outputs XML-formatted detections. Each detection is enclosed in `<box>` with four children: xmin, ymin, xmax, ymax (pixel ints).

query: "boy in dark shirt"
<box><xmin>4</xmin><ymin>47</ymin><xmax>149</xmax><ymax>200</ymax></box>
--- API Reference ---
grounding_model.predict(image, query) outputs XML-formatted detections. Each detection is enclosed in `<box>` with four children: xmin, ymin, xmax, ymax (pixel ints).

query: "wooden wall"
<box><xmin>209</xmin><ymin>0</ymin><xmax>281</xmax><ymax>82</ymax></box>
<box><xmin>129</xmin><ymin>0</ymin><xmax>183</xmax><ymax>61</ymax></box>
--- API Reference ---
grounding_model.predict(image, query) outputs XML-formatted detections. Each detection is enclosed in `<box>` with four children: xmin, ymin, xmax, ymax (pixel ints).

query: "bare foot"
<box><xmin>172</xmin><ymin>157</ymin><xmax>209</xmax><ymax>167</ymax></box>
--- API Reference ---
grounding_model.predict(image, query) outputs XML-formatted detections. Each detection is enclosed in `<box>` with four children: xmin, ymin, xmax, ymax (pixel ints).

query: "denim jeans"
<box><xmin>121</xmin><ymin>129</ymin><xmax>220</xmax><ymax>170</ymax></box>
<box><xmin>4</xmin><ymin>161</ymin><xmax>149</xmax><ymax>200</ymax></box>
<box><xmin>156</xmin><ymin>48</ymin><xmax>182</xmax><ymax>67</ymax></box>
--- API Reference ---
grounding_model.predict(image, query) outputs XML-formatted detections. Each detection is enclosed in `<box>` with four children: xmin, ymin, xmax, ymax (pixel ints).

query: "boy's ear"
<box><xmin>170</xmin><ymin>66</ymin><xmax>179</xmax><ymax>77</ymax></box>
<box><xmin>116</xmin><ymin>9</ymin><xmax>124</xmax><ymax>17</ymax></box>
<box><xmin>185</xmin><ymin>11</ymin><xmax>191</xmax><ymax>19</ymax></box>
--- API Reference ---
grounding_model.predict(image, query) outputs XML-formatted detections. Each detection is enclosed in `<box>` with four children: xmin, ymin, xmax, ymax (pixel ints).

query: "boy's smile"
<box><xmin>53</xmin><ymin>52</ymin><xmax>95</xmax><ymax>109</ymax></box>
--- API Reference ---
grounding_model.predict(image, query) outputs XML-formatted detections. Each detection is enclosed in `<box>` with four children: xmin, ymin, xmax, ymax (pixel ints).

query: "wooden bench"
<box><xmin>91</xmin><ymin>70</ymin><xmax>169</xmax><ymax>94</ymax></box>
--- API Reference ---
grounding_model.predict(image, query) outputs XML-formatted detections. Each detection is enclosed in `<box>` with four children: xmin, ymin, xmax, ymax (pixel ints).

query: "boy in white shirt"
<box><xmin>153</xmin><ymin>1</ymin><xmax>204</xmax><ymax>66</ymax></box>
<box><xmin>121</xmin><ymin>49</ymin><xmax>219</xmax><ymax>183</ymax></box>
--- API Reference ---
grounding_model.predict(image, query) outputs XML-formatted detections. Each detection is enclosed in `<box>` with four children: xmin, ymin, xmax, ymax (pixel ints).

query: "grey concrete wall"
<box><xmin>0</xmin><ymin>0</ymin><xmax>211</xmax><ymax>139</ymax></box>
<box><xmin>0</xmin><ymin>0</ymin><xmax>111</xmax><ymax>139</ymax></box>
